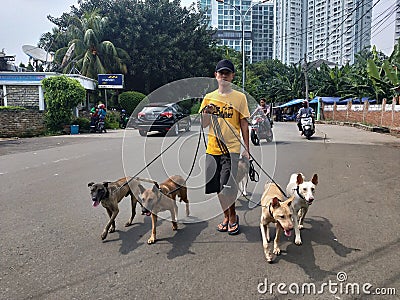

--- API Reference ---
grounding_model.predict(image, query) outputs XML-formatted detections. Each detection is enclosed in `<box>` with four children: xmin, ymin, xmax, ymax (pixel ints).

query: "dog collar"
<box><xmin>268</xmin><ymin>204</ymin><xmax>274</xmax><ymax>218</ymax></box>
<box><xmin>296</xmin><ymin>186</ymin><xmax>306</xmax><ymax>201</ymax></box>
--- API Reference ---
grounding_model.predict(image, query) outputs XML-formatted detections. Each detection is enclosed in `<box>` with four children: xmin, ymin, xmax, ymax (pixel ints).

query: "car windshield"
<box><xmin>141</xmin><ymin>106</ymin><xmax>169</xmax><ymax>113</ymax></box>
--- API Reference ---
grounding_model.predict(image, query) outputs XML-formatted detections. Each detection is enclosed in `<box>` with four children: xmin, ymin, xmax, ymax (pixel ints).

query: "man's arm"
<box><xmin>240</xmin><ymin>118</ymin><xmax>250</xmax><ymax>159</ymax></box>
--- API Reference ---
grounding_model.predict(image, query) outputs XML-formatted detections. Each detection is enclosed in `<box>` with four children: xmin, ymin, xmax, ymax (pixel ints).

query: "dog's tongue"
<box><xmin>284</xmin><ymin>229</ymin><xmax>292</xmax><ymax>237</ymax></box>
<box><xmin>92</xmin><ymin>200</ymin><xmax>100</xmax><ymax>207</ymax></box>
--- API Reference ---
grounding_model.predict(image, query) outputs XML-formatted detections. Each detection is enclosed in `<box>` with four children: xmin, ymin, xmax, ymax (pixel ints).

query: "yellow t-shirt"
<box><xmin>199</xmin><ymin>89</ymin><xmax>250</xmax><ymax>155</ymax></box>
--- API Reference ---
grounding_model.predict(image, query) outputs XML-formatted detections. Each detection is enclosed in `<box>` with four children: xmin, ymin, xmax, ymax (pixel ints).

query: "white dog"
<box><xmin>286</xmin><ymin>173</ymin><xmax>318</xmax><ymax>245</ymax></box>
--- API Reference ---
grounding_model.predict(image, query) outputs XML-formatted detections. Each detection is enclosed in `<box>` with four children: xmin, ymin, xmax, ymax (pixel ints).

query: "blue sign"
<box><xmin>98</xmin><ymin>74</ymin><xmax>124</xmax><ymax>89</ymax></box>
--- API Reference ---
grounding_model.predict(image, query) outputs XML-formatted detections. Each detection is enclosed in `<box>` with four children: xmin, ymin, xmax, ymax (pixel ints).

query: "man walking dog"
<box><xmin>200</xmin><ymin>59</ymin><xmax>250</xmax><ymax>235</ymax></box>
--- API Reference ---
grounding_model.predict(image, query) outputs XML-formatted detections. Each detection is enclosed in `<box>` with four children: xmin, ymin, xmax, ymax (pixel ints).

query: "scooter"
<box><xmin>250</xmin><ymin>114</ymin><xmax>273</xmax><ymax>146</ymax></box>
<box><xmin>299</xmin><ymin>114</ymin><xmax>315</xmax><ymax>139</ymax></box>
<box><xmin>90</xmin><ymin>117</ymin><xmax>107</xmax><ymax>133</ymax></box>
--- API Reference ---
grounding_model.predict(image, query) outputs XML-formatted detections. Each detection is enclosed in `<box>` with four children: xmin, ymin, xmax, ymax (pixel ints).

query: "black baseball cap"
<box><xmin>215</xmin><ymin>59</ymin><xmax>235</xmax><ymax>73</ymax></box>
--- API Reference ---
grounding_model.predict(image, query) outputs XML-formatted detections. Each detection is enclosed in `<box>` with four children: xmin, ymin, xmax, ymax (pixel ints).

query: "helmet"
<box><xmin>302</xmin><ymin>100</ymin><xmax>308</xmax><ymax>107</ymax></box>
<box><xmin>121</xmin><ymin>109</ymin><xmax>126</xmax><ymax>113</ymax></box>
<box><xmin>98</xmin><ymin>104</ymin><xmax>105</xmax><ymax>109</ymax></box>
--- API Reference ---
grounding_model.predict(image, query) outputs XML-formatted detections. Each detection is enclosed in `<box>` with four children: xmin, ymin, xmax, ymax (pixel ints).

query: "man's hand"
<box><xmin>203</xmin><ymin>104</ymin><xmax>216</xmax><ymax>114</ymax></box>
<box><xmin>241</xmin><ymin>149</ymin><xmax>250</xmax><ymax>160</ymax></box>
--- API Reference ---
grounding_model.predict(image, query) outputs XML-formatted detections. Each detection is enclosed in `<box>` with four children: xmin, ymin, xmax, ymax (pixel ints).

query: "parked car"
<box><xmin>135</xmin><ymin>102</ymin><xmax>191</xmax><ymax>136</ymax></box>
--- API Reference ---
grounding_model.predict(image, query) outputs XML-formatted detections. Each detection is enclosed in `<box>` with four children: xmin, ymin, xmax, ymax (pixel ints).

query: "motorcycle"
<box><xmin>119</xmin><ymin>110</ymin><xmax>129</xmax><ymax>129</ymax></box>
<box><xmin>90</xmin><ymin>116</ymin><xmax>107</xmax><ymax>133</ymax></box>
<box><xmin>250</xmin><ymin>113</ymin><xmax>273</xmax><ymax>146</ymax></box>
<box><xmin>299</xmin><ymin>114</ymin><xmax>315</xmax><ymax>139</ymax></box>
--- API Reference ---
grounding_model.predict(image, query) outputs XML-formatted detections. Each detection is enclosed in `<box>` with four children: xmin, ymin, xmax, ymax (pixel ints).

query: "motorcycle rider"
<box><xmin>250</xmin><ymin>98</ymin><xmax>272</xmax><ymax>128</ymax></box>
<box><xmin>119</xmin><ymin>109</ymin><xmax>128</xmax><ymax>128</ymax></box>
<box><xmin>296</xmin><ymin>100</ymin><xmax>315</xmax><ymax>135</ymax></box>
<box><xmin>98</xmin><ymin>104</ymin><xmax>107</xmax><ymax>121</ymax></box>
<box><xmin>90</xmin><ymin>106</ymin><xmax>99</xmax><ymax>128</ymax></box>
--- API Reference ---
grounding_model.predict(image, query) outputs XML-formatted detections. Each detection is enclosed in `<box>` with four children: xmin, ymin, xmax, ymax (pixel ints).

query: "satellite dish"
<box><xmin>61</xmin><ymin>43</ymin><xmax>75</xmax><ymax>67</ymax></box>
<box><xmin>22</xmin><ymin>45</ymin><xmax>53</xmax><ymax>62</ymax></box>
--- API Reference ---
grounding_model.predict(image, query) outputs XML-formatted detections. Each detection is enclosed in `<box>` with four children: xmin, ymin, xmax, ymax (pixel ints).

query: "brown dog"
<box><xmin>88</xmin><ymin>177</ymin><xmax>156</xmax><ymax>240</ymax></box>
<box><xmin>140</xmin><ymin>175</ymin><xmax>190</xmax><ymax>244</ymax></box>
<box><xmin>260</xmin><ymin>182</ymin><xmax>294</xmax><ymax>263</ymax></box>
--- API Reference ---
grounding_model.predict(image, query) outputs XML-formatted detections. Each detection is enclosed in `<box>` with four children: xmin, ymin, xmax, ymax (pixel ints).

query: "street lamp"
<box><xmin>216</xmin><ymin>0</ymin><xmax>268</xmax><ymax>91</ymax></box>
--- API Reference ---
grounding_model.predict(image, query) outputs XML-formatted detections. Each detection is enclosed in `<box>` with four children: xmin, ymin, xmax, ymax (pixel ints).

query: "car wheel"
<box><xmin>185</xmin><ymin>118</ymin><xmax>191</xmax><ymax>132</ymax></box>
<box><xmin>139</xmin><ymin>130</ymin><xmax>147</xmax><ymax>137</ymax></box>
<box><xmin>171</xmin><ymin>122</ymin><xmax>179</xmax><ymax>136</ymax></box>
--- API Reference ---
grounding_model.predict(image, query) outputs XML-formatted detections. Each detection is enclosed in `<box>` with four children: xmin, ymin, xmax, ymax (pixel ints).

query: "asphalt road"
<box><xmin>0</xmin><ymin>122</ymin><xmax>399</xmax><ymax>300</ymax></box>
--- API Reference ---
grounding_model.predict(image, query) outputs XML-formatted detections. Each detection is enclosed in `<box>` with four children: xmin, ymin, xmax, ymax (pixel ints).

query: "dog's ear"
<box><xmin>102</xmin><ymin>182</ymin><xmax>109</xmax><ymax>188</ymax></box>
<box><xmin>296</xmin><ymin>173</ymin><xmax>304</xmax><ymax>185</ymax></box>
<box><xmin>311</xmin><ymin>174</ymin><xmax>318</xmax><ymax>185</ymax></box>
<box><xmin>88</xmin><ymin>182</ymin><xmax>94</xmax><ymax>187</ymax></box>
<box><xmin>286</xmin><ymin>198</ymin><xmax>293</xmax><ymax>207</ymax></box>
<box><xmin>138</xmin><ymin>184</ymin><xmax>146</xmax><ymax>194</ymax></box>
<box><xmin>152</xmin><ymin>184</ymin><xmax>160</xmax><ymax>195</ymax></box>
<box><xmin>271</xmin><ymin>197</ymin><xmax>281</xmax><ymax>208</ymax></box>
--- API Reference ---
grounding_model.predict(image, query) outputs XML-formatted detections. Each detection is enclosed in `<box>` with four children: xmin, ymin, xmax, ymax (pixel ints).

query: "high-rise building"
<box><xmin>200</xmin><ymin>0</ymin><xmax>274</xmax><ymax>63</ymax></box>
<box><xmin>274</xmin><ymin>0</ymin><xmax>373</xmax><ymax>65</ymax></box>
<box><xmin>202</xmin><ymin>0</ymin><xmax>373</xmax><ymax>66</ymax></box>
<box><xmin>273</xmin><ymin>0</ymin><xmax>305</xmax><ymax>65</ymax></box>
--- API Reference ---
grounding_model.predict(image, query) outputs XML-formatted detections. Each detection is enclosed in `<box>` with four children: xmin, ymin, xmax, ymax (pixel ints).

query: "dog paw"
<box><xmin>298</xmin><ymin>225</ymin><xmax>304</xmax><ymax>230</ymax></box>
<box><xmin>101</xmin><ymin>232</ymin><xmax>107</xmax><ymax>240</ymax></box>
<box><xmin>124</xmin><ymin>221</ymin><xmax>132</xmax><ymax>227</ymax></box>
<box><xmin>147</xmin><ymin>237</ymin><xmax>156</xmax><ymax>244</ymax></box>
<box><xmin>264</xmin><ymin>251</ymin><xmax>274</xmax><ymax>263</ymax></box>
<box><xmin>295</xmin><ymin>239</ymin><xmax>302</xmax><ymax>245</ymax></box>
<box><xmin>273</xmin><ymin>248</ymin><xmax>281</xmax><ymax>255</ymax></box>
<box><xmin>108</xmin><ymin>228</ymin><xmax>115</xmax><ymax>233</ymax></box>
<box><xmin>172</xmin><ymin>222</ymin><xmax>178</xmax><ymax>231</ymax></box>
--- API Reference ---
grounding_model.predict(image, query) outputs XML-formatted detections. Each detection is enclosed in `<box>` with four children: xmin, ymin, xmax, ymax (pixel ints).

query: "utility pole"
<box><xmin>303</xmin><ymin>53</ymin><xmax>309</xmax><ymax>101</ymax></box>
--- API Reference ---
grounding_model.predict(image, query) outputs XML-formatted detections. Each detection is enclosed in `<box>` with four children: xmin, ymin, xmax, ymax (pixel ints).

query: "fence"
<box><xmin>321</xmin><ymin>97</ymin><xmax>400</xmax><ymax>129</ymax></box>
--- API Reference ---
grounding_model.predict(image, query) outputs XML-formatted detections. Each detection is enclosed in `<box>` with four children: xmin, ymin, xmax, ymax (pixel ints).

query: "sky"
<box><xmin>0</xmin><ymin>0</ymin><xmax>397</xmax><ymax>66</ymax></box>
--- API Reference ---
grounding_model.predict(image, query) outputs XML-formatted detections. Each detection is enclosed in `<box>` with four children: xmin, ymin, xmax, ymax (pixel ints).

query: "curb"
<box><xmin>317</xmin><ymin>120</ymin><xmax>397</xmax><ymax>137</ymax></box>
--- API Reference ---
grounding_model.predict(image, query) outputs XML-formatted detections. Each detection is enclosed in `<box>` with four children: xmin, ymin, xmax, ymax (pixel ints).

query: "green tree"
<box><xmin>118</xmin><ymin>91</ymin><xmax>147</xmax><ymax>116</ymax></box>
<box><xmin>53</xmin><ymin>11</ymin><xmax>129</xmax><ymax>79</ymax></box>
<box><xmin>42</xmin><ymin>76</ymin><xmax>85</xmax><ymax>132</ymax></box>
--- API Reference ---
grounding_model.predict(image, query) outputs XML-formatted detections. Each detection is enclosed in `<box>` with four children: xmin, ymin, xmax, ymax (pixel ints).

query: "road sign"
<box><xmin>98</xmin><ymin>74</ymin><xmax>124</xmax><ymax>89</ymax></box>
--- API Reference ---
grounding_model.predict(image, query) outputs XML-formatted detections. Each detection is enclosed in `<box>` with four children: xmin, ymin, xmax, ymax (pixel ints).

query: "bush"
<box><xmin>191</xmin><ymin>101</ymin><xmax>201</xmax><ymax>115</ymax></box>
<box><xmin>105</xmin><ymin>110</ymin><xmax>119</xmax><ymax>129</ymax></box>
<box><xmin>42</xmin><ymin>76</ymin><xmax>85</xmax><ymax>133</ymax></box>
<box><xmin>71</xmin><ymin>117</ymin><xmax>91</xmax><ymax>132</ymax></box>
<box><xmin>118</xmin><ymin>91</ymin><xmax>146</xmax><ymax>115</ymax></box>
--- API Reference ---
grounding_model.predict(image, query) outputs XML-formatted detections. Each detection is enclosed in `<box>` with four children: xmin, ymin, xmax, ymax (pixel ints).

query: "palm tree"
<box><xmin>54</xmin><ymin>11</ymin><xmax>129</xmax><ymax>79</ymax></box>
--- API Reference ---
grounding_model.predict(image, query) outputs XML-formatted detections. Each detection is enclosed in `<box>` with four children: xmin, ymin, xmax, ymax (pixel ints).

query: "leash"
<box><xmin>217</xmin><ymin>116</ymin><xmax>289</xmax><ymax>198</ymax></box>
<box><xmin>248</xmin><ymin>159</ymin><xmax>259</xmax><ymax>182</ymax></box>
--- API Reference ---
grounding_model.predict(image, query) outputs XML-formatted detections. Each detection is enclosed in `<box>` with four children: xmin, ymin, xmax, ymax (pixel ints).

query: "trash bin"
<box><xmin>70</xmin><ymin>125</ymin><xmax>79</xmax><ymax>135</ymax></box>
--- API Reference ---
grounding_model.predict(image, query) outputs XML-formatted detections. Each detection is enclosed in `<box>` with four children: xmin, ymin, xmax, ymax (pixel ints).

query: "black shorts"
<box><xmin>205</xmin><ymin>153</ymin><xmax>240</xmax><ymax>196</ymax></box>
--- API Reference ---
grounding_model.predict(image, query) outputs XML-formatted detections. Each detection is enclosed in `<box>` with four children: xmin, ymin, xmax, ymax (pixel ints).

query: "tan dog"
<box><xmin>260</xmin><ymin>182</ymin><xmax>294</xmax><ymax>263</ymax></box>
<box><xmin>236</xmin><ymin>157</ymin><xmax>250</xmax><ymax>196</ymax></box>
<box><xmin>140</xmin><ymin>175</ymin><xmax>189</xmax><ymax>244</ymax></box>
<box><xmin>286</xmin><ymin>173</ymin><xmax>318</xmax><ymax>245</ymax></box>
<box><xmin>88</xmin><ymin>177</ymin><xmax>156</xmax><ymax>240</ymax></box>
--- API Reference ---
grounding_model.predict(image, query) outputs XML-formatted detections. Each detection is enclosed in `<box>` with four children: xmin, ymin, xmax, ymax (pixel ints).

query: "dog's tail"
<box><xmin>119</xmin><ymin>177</ymin><xmax>159</xmax><ymax>189</ymax></box>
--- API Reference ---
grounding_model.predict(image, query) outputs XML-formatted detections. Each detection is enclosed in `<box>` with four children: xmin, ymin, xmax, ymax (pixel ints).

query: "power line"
<box><xmin>274</xmin><ymin>0</ymin><xmax>370</xmax><ymax>45</ymax></box>
<box><xmin>308</xmin><ymin>0</ymin><xmax>379</xmax><ymax>58</ymax></box>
